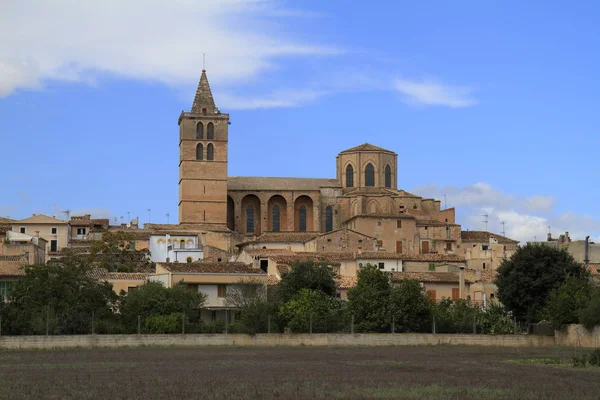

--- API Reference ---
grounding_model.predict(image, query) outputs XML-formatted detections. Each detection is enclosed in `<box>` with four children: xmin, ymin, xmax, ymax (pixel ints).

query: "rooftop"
<box><xmin>228</xmin><ymin>177</ymin><xmax>341</xmax><ymax>191</ymax></box>
<box><xmin>339</xmin><ymin>143</ymin><xmax>396</xmax><ymax>155</ymax></box>
<box><xmin>158</xmin><ymin>262</ymin><xmax>264</xmax><ymax>274</ymax></box>
<box><xmin>391</xmin><ymin>271</ymin><xmax>471</xmax><ymax>284</ymax></box>
<box><xmin>87</xmin><ymin>268</ymin><xmax>150</xmax><ymax>281</ymax></box>
<box><xmin>461</xmin><ymin>231</ymin><xmax>519</xmax><ymax>244</ymax></box>
<box><xmin>15</xmin><ymin>214</ymin><xmax>67</xmax><ymax>224</ymax></box>
<box><xmin>0</xmin><ymin>256</ymin><xmax>26</xmax><ymax>277</ymax></box>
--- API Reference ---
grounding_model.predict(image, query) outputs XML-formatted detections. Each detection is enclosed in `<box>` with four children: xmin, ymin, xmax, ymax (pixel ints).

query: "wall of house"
<box><xmin>109</xmin><ymin>279</ymin><xmax>146</xmax><ymax>294</ymax></box>
<box><xmin>459</xmin><ymin>242</ymin><xmax>517</xmax><ymax>270</ymax></box>
<box><xmin>0</xmin><ymin>333</ymin><xmax>556</xmax><ymax>349</ymax></box>
<box><xmin>12</xmin><ymin>223</ymin><xmax>69</xmax><ymax>262</ymax></box>
<box><xmin>356</xmin><ymin>259</ymin><xmax>402</xmax><ymax>272</ymax></box>
<box><xmin>351</xmin><ymin>217</ymin><xmax>417</xmax><ymax>254</ymax></box>
<box><xmin>307</xmin><ymin>230</ymin><xmax>376</xmax><ymax>253</ymax></box>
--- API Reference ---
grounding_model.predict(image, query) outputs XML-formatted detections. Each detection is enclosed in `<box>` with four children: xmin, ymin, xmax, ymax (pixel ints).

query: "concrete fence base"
<box><xmin>0</xmin><ymin>333</ymin><xmax>555</xmax><ymax>350</ymax></box>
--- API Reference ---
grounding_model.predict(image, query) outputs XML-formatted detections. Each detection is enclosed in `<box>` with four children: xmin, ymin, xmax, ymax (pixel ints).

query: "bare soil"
<box><xmin>0</xmin><ymin>345</ymin><xmax>596</xmax><ymax>399</ymax></box>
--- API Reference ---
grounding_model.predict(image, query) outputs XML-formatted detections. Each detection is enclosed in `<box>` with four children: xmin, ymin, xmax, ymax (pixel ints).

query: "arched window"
<box><xmin>385</xmin><ymin>165</ymin><xmax>392</xmax><ymax>188</ymax></box>
<box><xmin>196</xmin><ymin>143</ymin><xmax>203</xmax><ymax>160</ymax></box>
<box><xmin>325</xmin><ymin>206</ymin><xmax>333</xmax><ymax>232</ymax></box>
<box><xmin>299</xmin><ymin>205</ymin><xmax>307</xmax><ymax>232</ymax></box>
<box><xmin>207</xmin><ymin>122</ymin><xmax>215</xmax><ymax>140</ymax></box>
<box><xmin>196</xmin><ymin>122</ymin><xmax>204</xmax><ymax>139</ymax></box>
<box><xmin>365</xmin><ymin>163</ymin><xmax>375</xmax><ymax>187</ymax></box>
<box><xmin>186</xmin><ymin>257</ymin><xmax>192</xmax><ymax>263</ymax></box>
<box><xmin>180</xmin><ymin>239</ymin><xmax>185</xmax><ymax>249</ymax></box>
<box><xmin>207</xmin><ymin>143</ymin><xmax>214</xmax><ymax>161</ymax></box>
<box><xmin>345</xmin><ymin>165</ymin><xmax>354</xmax><ymax>188</ymax></box>
<box><xmin>272</xmin><ymin>205</ymin><xmax>280</xmax><ymax>232</ymax></box>
<box><xmin>246</xmin><ymin>206</ymin><xmax>254</xmax><ymax>233</ymax></box>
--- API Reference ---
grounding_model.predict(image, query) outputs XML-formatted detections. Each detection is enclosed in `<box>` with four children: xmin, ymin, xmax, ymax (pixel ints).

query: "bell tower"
<box><xmin>178</xmin><ymin>70</ymin><xmax>229</xmax><ymax>225</ymax></box>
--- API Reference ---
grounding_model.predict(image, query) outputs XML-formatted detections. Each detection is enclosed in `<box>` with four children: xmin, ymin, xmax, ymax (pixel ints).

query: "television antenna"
<box><xmin>61</xmin><ymin>209</ymin><xmax>71</xmax><ymax>222</ymax></box>
<box><xmin>501</xmin><ymin>221</ymin><xmax>506</xmax><ymax>237</ymax></box>
<box><xmin>482</xmin><ymin>214</ymin><xmax>489</xmax><ymax>232</ymax></box>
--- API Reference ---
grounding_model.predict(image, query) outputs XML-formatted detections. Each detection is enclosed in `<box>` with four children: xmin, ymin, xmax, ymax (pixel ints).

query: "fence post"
<box><xmin>46</xmin><ymin>306</ymin><xmax>49</xmax><ymax>336</ymax></box>
<box><xmin>472</xmin><ymin>315</ymin><xmax>476</xmax><ymax>334</ymax></box>
<box><xmin>267</xmin><ymin>315</ymin><xmax>271</xmax><ymax>334</ymax></box>
<box><xmin>91</xmin><ymin>311</ymin><xmax>95</xmax><ymax>335</ymax></box>
<box><xmin>182</xmin><ymin>312</ymin><xmax>185</xmax><ymax>335</ymax></box>
<box><xmin>137</xmin><ymin>315</ymin><xmax>141</xmax><ymax>335</ymax></box>
<box><xmin>309</xmin><ymin>313</ymin><xmax>313</xmax><ymax>334</ymax></box>
<box><xmin>392</xmin><ymin>315</ymin><xmax>395</xmax><ymax>334</ymax></box>
<box><xmin>0</xmin><ymin>315</ymin><xmax>2</xmax><ymax>336</ymax></box>
<box><xmin>432</xmin><ymin>315</ymin><xmax>436</xmax><ymax>334</ymax></box>
<box><xmin>225</xmin><ymin>311</ymin><xmax>228</xmax><ymax>334</ymax></box>
<box><xmin>351</xmin><ymin>314</ymin><xmax>354</xmax><ymax>334</ymax></box>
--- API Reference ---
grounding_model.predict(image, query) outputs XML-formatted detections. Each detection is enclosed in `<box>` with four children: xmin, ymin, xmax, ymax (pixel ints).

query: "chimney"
<box><xmin>585</xmin><ymin>236</ymin><xmax>590</xmax><ymax>266</ymax></box>
<box><xmin>459</xmin><ymin>266</ymin><xmax>465</xmax><ymax>300</ymax></box>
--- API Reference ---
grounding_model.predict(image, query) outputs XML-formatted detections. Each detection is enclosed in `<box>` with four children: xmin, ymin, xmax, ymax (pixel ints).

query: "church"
<box><xmin>178</xmin><ymin>70</ymin><xmax>462</xmax><ymax>257</ymax></box>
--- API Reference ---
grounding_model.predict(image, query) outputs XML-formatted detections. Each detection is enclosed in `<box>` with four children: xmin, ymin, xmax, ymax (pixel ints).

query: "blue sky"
<box><xmin>1</xmin><ymin>0</ymin><xmax>599</xmax><ymax>242</ymax></box>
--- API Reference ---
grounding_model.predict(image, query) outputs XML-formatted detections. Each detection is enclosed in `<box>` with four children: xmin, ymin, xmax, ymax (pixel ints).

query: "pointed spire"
<box><xmin>191</xmin><ymin>70</ymin><xmax>219</xmax><ymax>114</ymax></box>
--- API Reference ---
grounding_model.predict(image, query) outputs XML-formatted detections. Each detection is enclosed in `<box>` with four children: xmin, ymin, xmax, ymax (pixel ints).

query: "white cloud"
<box><xmin>393</xmin><ymin>78</ymin><xmax>477</xmax><ymax>108</ymax></box>
<box><xmin>411</xmin><ymin>182</ymin><xmax>600</xmax><ymax>243</ymax></box>
<box><xmin>0</xmin><ymin>0</ymin><xmax>339</xmax><ymax>97</ymax></box>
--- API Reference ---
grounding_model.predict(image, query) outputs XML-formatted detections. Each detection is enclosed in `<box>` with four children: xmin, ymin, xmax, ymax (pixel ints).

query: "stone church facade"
<box><xmin>179</xmin><ymin>70</ymin><xmax>460</xmax><ymax>256</ymax></box>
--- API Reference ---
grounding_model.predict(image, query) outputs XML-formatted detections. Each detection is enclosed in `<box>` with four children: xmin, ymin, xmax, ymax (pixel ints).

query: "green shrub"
<box><xmin>588</xmin><ymin>349</ymin><xmax>600</xmax><ymax>367</ymax></box>
<box><xmin>145</xmin><ymin>313</ymin><xmax>182</xmax><ymax>334</ymax></box>
<box><xmin>572</xmin><ymin>355</ymin><xmax>588</xmax><ymax>368</ymax></box>
<box><xmin>578</xmin><ymin>289</ymin><xmax>600</xmax><ymax>330</ymax></box>
<box><xmin>200</xmin><ymin>319</ymin><xmax>225</xmax><ymax>333</ymax></box>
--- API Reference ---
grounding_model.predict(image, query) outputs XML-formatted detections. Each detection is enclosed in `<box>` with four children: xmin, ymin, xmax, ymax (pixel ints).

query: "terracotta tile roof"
<box><xmin>267</xmin><ymin>275</ymin><xmax>280</xmax><ymax>286</ymax></box>
<box><xmin>240</xmin><ymin>232</ymin><xmax>319</xmax><ymax>246</ymax></box>
<box><xmin>336</xmin><ymin>275</ymin><xmax>357</xmax><ymax>289</ymax></box>
<box><xmin>191</xmin><ymin>69</ymin><xmax>218</xmax><ymax>114</ymax></box>
<box><xmin>342</xmin><ymin>187</ymin><xmax>400</xmax><ymax>196</ymax></box>
<box><xmin>0</xmin><ymin>256</ymin><xmax>26</xmax><ymax>277</ymax></box>
<box><xmin>245</xmin><ymin>248</ymin><xmax>296</xmax><ymax>257</ymax></box>
<box><xmin>588</xmin><ymin>263</ymin><xmax>600</xmax><ymax>276</ymax></box>
<box><xmin>461</xmin><ymin>231</ymin><xmax>519</xmax><ymax>244</ymax></box>
<box><xmin>228</xmin><ymin>176</ymin><xmax>341</xmax><ymax>191</ymax></box>
<box><xmin>16</xmin><ymin>214</ymin><xmax>67</xmax><ymax>224</ymax></box>
<box><xmin>158</xmin><ymin>262</ymin><xmax>265</xmax><ymax>274</ymax></box>
<box><xmin>0</xmin><ymin>217</ymin><xmax>14</xmax><ymax>223</ymax></box>
<box><xmin>344</xmin><ymin>213</ymin><xmax>415</xmax><ymax>224</ymax></box>
<box><xmin>391</xmin><ymin>271</ymin><xmax>471</xmax><ymax>284</ymax></box>
<box><xmin>270</xmin><ymin>252</ymin><xmax>353</xmax><ymax>266</ymax></box>
<box><xmin>277</xmin><ymin>265</ymin><xmax>290</xmax><ymax>275</ymax></box>
<box><xmin>313</xmin><ymin>228</ymin><xmax>376</xmax><ymax>241</ymax></box>
<box><xmin>416</xmin><ymin>219</ymin><xmax>460</xmax><ymax>227</ymax></box>
<box><xmin>357</xmin><ymin>252</ymin><xmax>466</xmax><ymax>263</ymax></box>
<box><xmin>87</xmin><ymin>268</ymin><xmax>149</xmax><ymax>281</ymax></box>
<box><xmin>339</xmin><ymin>143</ymin><xmax>396</xmax><ymax>154</ymax></box>
<box><xmin>0</xmin><ymin>224</ymin><xmax>11</xmax><ymax>234</ymax></box>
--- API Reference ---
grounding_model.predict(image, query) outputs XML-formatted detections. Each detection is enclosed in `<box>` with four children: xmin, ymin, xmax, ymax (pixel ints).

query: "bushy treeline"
<box><xmin>229</xmin><ymin>262</ymin><xmax>516</xmax><ymax>335</ymax></box>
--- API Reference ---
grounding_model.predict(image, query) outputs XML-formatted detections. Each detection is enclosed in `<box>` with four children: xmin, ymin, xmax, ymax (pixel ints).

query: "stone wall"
<box><xmin>555</xmin><ymin>324</ymin><xmax>600</xmax><ymax>347</ymax></box>
<box><xmin>0</xmin><ymin>333</ymin><xmax>555</xmax><ymax>350</ymax></box>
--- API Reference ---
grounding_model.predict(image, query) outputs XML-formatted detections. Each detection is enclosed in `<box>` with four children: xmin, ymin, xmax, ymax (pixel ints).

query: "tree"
<box><xmin>347</xmin><ymin>264</ymin><xmax>391</xmax><ymax>332</ymax></box>
<box><xmin>496</xmin><ymin>243</ymin><xmax>588</xmax><ymax>322</ymax></box>
<box><xmin>0</xmin><ymin>263</ymin><xmax>117</xmax><ymax>335</ymax></box>
<box><xmin>276</xmin><ymin>261</ymin><xmax>337</xmax><ymax>303</ymax></box>
<box><xmin>579</xmin><ymin>288</ymin><xmax>600</xmax><ymax>330</ymax></box>
<box><xmin>389</xmin><ymin>279</ymin><xmax>432</xmax><ymax>332</ymax></box>
<box><xmin>225</xmin><ymin>279</ymin><xmax>274</xmax><ymax>334</ymax></box>
<box><xmin>118</xmin><ymin>281</ymin><xmax>206</xmax><ymax>333</ymax></box>
<box><xmin>544</xmin><ymin>274</ymin><xmax>592</xmax><ymax>329</ymax></box>
<box><xmin>278</xmin><ymin>289</ymin><xmax>346</xmax><ymax>333</ymax></box>
<box><xmin>87</xmin><ymin>231</ymin><xmax>155</xmax><ymax>272</ymax></box>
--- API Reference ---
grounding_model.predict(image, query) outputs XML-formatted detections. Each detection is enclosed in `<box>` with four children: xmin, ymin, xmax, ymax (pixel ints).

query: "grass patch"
<box><xmin>344</xmin><ymin>360</ymin><xmax>405</xmax><ymax>367</ymax></box>
<box><xmin>351</xmin><ymin>385</ymin><xmax>511</xmax><ymax>399</ymax></box>
<box><xmin>506</xmin><ymin>358</ymin><xmax>568</xmax><ymax>365</ymax></box>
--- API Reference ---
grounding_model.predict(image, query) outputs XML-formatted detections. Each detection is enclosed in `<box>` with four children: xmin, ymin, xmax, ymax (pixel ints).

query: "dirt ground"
<box><xmin>0</xmin><ymin>345</ymin><xmax>597</xmax><ymax>399</ymax></box>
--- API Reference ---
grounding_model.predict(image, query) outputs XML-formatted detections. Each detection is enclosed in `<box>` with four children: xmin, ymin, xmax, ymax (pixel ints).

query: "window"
<box><xmin>427</xmin><ymin>290</ymin><xmax>436</xmax><ymax>301</ymax></box>
<box><xmin>187</xmin><ymin>257</ymin><xmax>192</xmax><ymax>263</ymax></box>
<box><xmin>217</xmin><ymin>284</ymin><xmax>227</xmax><ymax>297</ymax></box>
<box><xmin>0</xmin><ymin>281</ymin><xmax>11</xmax><ymax>300</ymax></box>
<box><xmin>207</xmin><ymin>143</ymin><xmax>214</xmax><ymax>160</ymax></box>
<box><xmin>327</xmin><ymin>238</ymin><xmax>332</xmax><ymax>242</ymax></box>
<box><xmin>396</xmin><ymin>241</ymin><xmax>402</xmax><ymax>253</ymax></box>
<box><xmin>376</xmin><ymin>240</ymin><xmax>383</xmax><ymax>247</ymax></box>
<box><xmin>51</xmin><ymin>227</ymin><xmax>57</xmax><ymax>234</ymax></box>
<box><xmin>196</xmin><ymin>122</ymin><xmax>204</xmax><ymax>139</ymax></box>
<box><xmin>180</xmin><ymin>239</ymin><xmax>186</xmax><ymax>248</ymax></box>
<box><xmin>129</xmin><ymin>242</ymin><xmax>136</xmax><ymax>250</ymax></box>
<box><xmin>358</xmin><ymin>239</ymin><xmax>363</xmax><ymax>243</ymax></box>
<box><xmin>483</xmin><ymin>262</ymin><xmax>486</xmax><ymax>270</ymax></box>
<box><xmin>50</xmin><ymin>240</ymin><xmax>58</xmax><ymax>252</ymax></box>
<box><xmin>428</xmin><ymin>263</ymin><xmax>435</xmax><ymax>271</ymax></box>
<box><xmin>325</xmin><ymin>206</ymin><xmax>333</xmax><ymax>232</ymax></box>
<box><xmin>127</xmin><ymin>286</ymin><xmax>138</xmax><ymax>293</ymax></box>
<box><xmin>378</xmin><ymin>262</ymin><xmax>385</xmax><ymax>270</ymax></box>
<box><xmin>396</xmin><ymin>220</ymin><xmax>402</xmax><ymax>229</ymax></box>
<box><xmin>490</xmin><ymin>293</ymin><xmax>495</xmax><ymax>300</ymax></box>
<box><xmin>345</xmin><ymin>165</ymin><xmax>354</xmax><ymax>187</ymax></box>
<box><xmin>76</xmin><ymin>227</ymin><xmax>86</xmax><ymax>235</ymax></box>
<box><xmin>299</xmin><ymin>205</ymin><xmax>307</xmax><ymax>232</ymax></box>
<box><xmin>260</xmin><ymin>259</ymin><xmax>268</xmax><ymax>273</ymax></box>
<box><xmin>217</xmin><ymin>258</ymin><xmax>222</xmax><ymax>262</ymax></box>
<box><xmin>20</xmin><ymin>227</ymin><xmax>26</xmax><ymax>234</ymax></box>
<box><xmin>451</xmin><ymin>288</ymin><xmax>460</xmax><ymax>300</ymax></box>
<box><xmin>482</xmin><ymin>245</ymin><xmax>489</xmax><ymax>251</ymax></box>
<box><xmin>365</xmin><ymin>163</ymin><xmax>375</xmax><ymax>187</ymax></box>
<box><xmin>246</xmin><ymin>206</ymin><xmax>255</xmax><ymax>233</ymax></box>
<box><xmin>207</xmin><ymin>122</ymin><xmax>215</xmax><ymax>139</ymax></box>
<box><xmin>272</xmin><ymin>205</ymin><xmax>280</xmax><ymax>232</ymax></box>
<box><xmin>446</xmin><ymin>226</ymin><xmax>450</xmax><ymax>239</ymax></box>
<box><xmin>424</xmin><ymin>226</ymin><xmax>428</xmax><ymax>231</ymax></box>
<box><xmin>196</xmin><ymin>143</ymin><xmax>203</xmax><ymax>160</ymax></box>
<box><xmin>187</xmin><ymin>283</ymin><xmax>199</xmax><ymax>292</ymax></box>
<box><xmin>384</xmin><ymin>164</ymin><xmax>392</xmax><ymax>188</ymax></box>
<box><xmin>446</xmin><ymin>242</ymin><xmax>452</xmax><ymax>251</ymax></box>
<box><xmin>421</xmin><ymin>241</ymin><xmax>429</xmax><ymax>254</ymax></box>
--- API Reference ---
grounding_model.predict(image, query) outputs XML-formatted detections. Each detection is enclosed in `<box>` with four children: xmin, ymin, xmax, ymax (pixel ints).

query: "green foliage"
<box><xmin>578</xmin><ymin>288</ymin><xmax>600</xmax><ymax>330</ymax></box>
<box><xmin>389</xmin><ymin>279</ymin><xmax>432</xmax><ymax>333</ymax></box>
<box><xmin>496</xmin><ymin>243</ymin><xmax>588</xmax><ymax>322</ymax></box>
<box><xmin>200</xmin><ymin>319</ymin><xmax>225</xmax><ymax>333</ymax></box>
<box><xmin>433</xmin><ymin>299</ymin><xmax>479</xmax><ymax>333</ymax></box>
<box><xmin>544</xmin><ymin>275</ymin><xmax>592</xmax><ymax>329</ymax></box>
<box><xmin>347</xmin><ymin>264</ymin><xmax>391</xmax><ymax>332</ymax></box>
<box><xmin>478</xmin><ymin>303</ymin><xmax>515</xmax><ymax>334</ymax></box>
<box><xmin>570</xmin><ymin>349</ymin><xmax>600</xmax><ymax>368</ymax></box>
<box><xmin>572</xmin><ymin>355</ymin><xmax>588</xmax><ymax>368</ymax></box>
<box><xmin>0</xmin><ymin>263</ymin><xmax>116</xmax><ymax>335</ymax></box>
<box><xmin>276</xmin><ymin>261</ymin><xmax>338</xmax><ymax>303</ymax></box>
<box><xmin>88</xmin><ymin>231</ymin><xmax>155</xmax><ymax>272</ymax></box>
<box><xmin>118</xmin><ymin>281</ymin><xmax>206</xmax><ymax>333</ymax></box>
<box><xmin>279</xmin><ymin>289</ymin><xmax>346</xmax><ymax>333</ymax></box>
<box><xmin>145</xmin><ymin>313</ymin><xmax>182</xmax><ymax>334</ymax></box>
